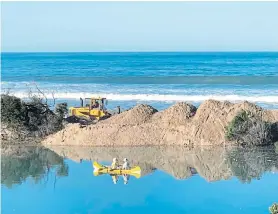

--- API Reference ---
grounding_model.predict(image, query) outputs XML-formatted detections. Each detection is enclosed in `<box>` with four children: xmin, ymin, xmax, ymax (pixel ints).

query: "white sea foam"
<box><xmin>10</xmin><ymin>92</ymin><xmax>278</xmax><ymax>103</ymax></box>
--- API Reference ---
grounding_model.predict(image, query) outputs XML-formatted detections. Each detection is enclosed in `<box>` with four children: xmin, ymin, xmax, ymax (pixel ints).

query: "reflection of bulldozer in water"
<box><xmin>66</xmin><ymin>97</ymin><xmax>121</xmax><ymax>125</ymax></box>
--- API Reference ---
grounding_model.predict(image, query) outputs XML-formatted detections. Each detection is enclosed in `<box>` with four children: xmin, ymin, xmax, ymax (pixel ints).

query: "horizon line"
<box><xmin>2</xmin><ymin>50</ymin><xmax>278</xmax><ymax>53</ymax></box>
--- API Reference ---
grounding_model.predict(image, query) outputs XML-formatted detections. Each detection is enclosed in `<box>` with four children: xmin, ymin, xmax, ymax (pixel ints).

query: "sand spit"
<box><xmin>42</xmin><ymin>100</ymin><xmax>278</xmax><ymax>147</ymax></box>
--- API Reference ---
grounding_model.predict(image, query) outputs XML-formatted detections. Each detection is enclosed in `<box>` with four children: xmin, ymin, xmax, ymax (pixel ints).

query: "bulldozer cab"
<box><xmin>84</xmin><ymin>97</ymin><xmax>107</xmax><ymax>110</ymax></box>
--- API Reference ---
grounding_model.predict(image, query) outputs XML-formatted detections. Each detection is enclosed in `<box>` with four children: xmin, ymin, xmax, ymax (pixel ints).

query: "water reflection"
<box><xmin>1</xmin><ymin>145</ymin><xmax>69</xmax><ymax>188</ymax></box>
<box><xmin>227</xmin><ymin>147</ymin><xmax>278</xmax><ymax>183</ymax></box>
<box><xmin>1</xmin><ymin>145</ymin><xmax>278</xmax><ymax>186</ymax></box>
<box><xmin>2</xmin><ymin>145</ymin><xmax>277</xmax><ymax>214</ymax></box>
<box><xmin>45</xmin><ymin>145</ymin><xmax>278</xmax><ymax>183</ymax></box>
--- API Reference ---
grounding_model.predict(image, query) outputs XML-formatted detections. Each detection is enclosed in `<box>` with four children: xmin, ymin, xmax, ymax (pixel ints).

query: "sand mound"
<box><xmin>190</xmin><ymin>100</ymin><xmax>278</xmax><ymax>146</ymax></box>
<box><xmin>102</xmin><ymin>104</ymin><xmax>158</xmax><ymax>126</ymax></box>
<box><xmin>234</xmin><ymin>101</ymin><xmax>278</xmax><ymax>123</ymax></box>
<box><xmin>43</xmin><ymin>100</ymin><xmax>278</xmax><ymax>147</ymax></box>
<box><xmin>152</xmin><ymin>102</ymin><xmax>197</xmax><ymax>126</ymax></box>
<box><xmin>194</xmin><ymin>100</ymin><xmax>277</xmax><ymax>126</ymax></box>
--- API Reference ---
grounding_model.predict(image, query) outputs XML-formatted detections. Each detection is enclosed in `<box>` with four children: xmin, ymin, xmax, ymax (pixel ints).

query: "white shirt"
<box><xmin>122</xmin><ymin>161</ymin><xmax>130</xmax><ymax>170</ymax></box>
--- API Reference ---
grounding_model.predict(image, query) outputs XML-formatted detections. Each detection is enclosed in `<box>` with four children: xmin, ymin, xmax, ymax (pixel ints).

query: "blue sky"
<box><xmin>2</xmin><ymin>2</ymin><xmax>278</xmax><ymax>52</ymax></box>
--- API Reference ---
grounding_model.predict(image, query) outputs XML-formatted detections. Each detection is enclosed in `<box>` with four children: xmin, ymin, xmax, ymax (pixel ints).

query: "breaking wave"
<box><xmin>10</xmin><ymin>92</ymin><xmax>278</xmax><ymax>103</ymax></box>
<box><xmin>3</xmin><ymin>76</ymin><xmax>278</xmax><ymax>85</ymax></box>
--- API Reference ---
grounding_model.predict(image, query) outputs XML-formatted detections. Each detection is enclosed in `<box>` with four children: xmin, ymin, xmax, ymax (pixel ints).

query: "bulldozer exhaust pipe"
<box><xmin>80</xmin><ymin>98</ymin><xmax>83</xmax><ymax>107</ymax></box>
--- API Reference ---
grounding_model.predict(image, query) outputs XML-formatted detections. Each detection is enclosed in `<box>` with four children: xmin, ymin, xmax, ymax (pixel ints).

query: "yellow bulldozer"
<box><xmin>68</xmin><ymin>97</ymin><xmax>120</xmax><ymax>122</ymax></box>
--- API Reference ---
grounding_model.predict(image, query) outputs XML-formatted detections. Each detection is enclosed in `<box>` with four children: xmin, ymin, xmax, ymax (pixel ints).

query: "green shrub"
<box><xmin>55</xmin><ymin>102</ymin><xmax>68</xmax><ymax>119</ymax></box>
<box><xmin>275</xmin><ymin>142</ymin><xmax>278</xmax><ymax>154</ymax></box>
<box><xmin>269</xmin><ymin>203</ymin><xmax>278</xmax><ymax>214</ymax></box>
<box><xmin>271</xmin><ymin>123</ymin><xmax>278</xmax><ymax>143</ymax></box>
<box><xmin>1</xmin><ymin>95</ymin><xmax>26</xmax><ymax>127</ymax></box>
<box><xmin>226</xmin><ymin>110</ymin><xmax>274</xmax><ymax>146</ymax></box>
<box><xmin>226</xmin><ymin>110</ymin><xmax>250</xmax><ymax>140</ymax></box>
<box><xmin>1</xmin><ymin>94</ymin><xmax>65</xmax><ymax>141</ymax></box>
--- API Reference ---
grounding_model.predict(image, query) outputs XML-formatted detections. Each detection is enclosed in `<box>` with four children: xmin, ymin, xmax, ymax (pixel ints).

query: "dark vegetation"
<box><xmin>1</xmin><ymin>94</ymin><xmax>68</xmax><ymax>143</ymax></box>
<box><xmin>1</xmin><ymin>146</ymin><xmax>68</xmax><ymax>188</ymax></box>
<box><xmin>226</xmin><ymin>110</ymin><xmax>278</xmax><ymax>146</ymax></box>
<box><xmin>226</xmin><ymin>146</ymin><xmax>278</xmax><ymax>184</ymax></box>
<box><xmin>270</xmin><ymin>203</ymin><xmax>278</xmax><ymax>214</ymax></box>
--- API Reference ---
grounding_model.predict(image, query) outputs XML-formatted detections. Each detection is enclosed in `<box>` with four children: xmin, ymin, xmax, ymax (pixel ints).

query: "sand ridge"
<box><xmin>42</xmin><ymin>100</ymin><xmax>278</xmax><ymax>147</ymax></box>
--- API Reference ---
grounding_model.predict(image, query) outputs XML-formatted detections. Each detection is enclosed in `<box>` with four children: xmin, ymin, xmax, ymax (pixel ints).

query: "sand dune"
<box><xmin>42</xmin><ymin>100</ymin><xmax>278</xmax><ymax>147</ymax></box>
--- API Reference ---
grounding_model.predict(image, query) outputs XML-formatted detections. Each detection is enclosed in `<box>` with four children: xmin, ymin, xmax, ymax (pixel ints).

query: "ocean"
<box><xmin>1</xmin><ymin>52</ymin><xmax>278</xmax><ymax>110</ymax></box>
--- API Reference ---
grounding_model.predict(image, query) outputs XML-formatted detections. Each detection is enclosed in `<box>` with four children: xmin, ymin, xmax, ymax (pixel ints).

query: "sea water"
<box><xmin>1</xmin><ymin>52</ymin><xmax>278</xmax><ymax>110</ymax></box>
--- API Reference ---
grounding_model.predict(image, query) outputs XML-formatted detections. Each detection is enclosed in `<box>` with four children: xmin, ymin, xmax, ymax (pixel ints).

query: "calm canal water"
<box><xmin>1</xmin><ymin>145</ymin><xmax>278</xmax><ymax>214</ymax></box>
